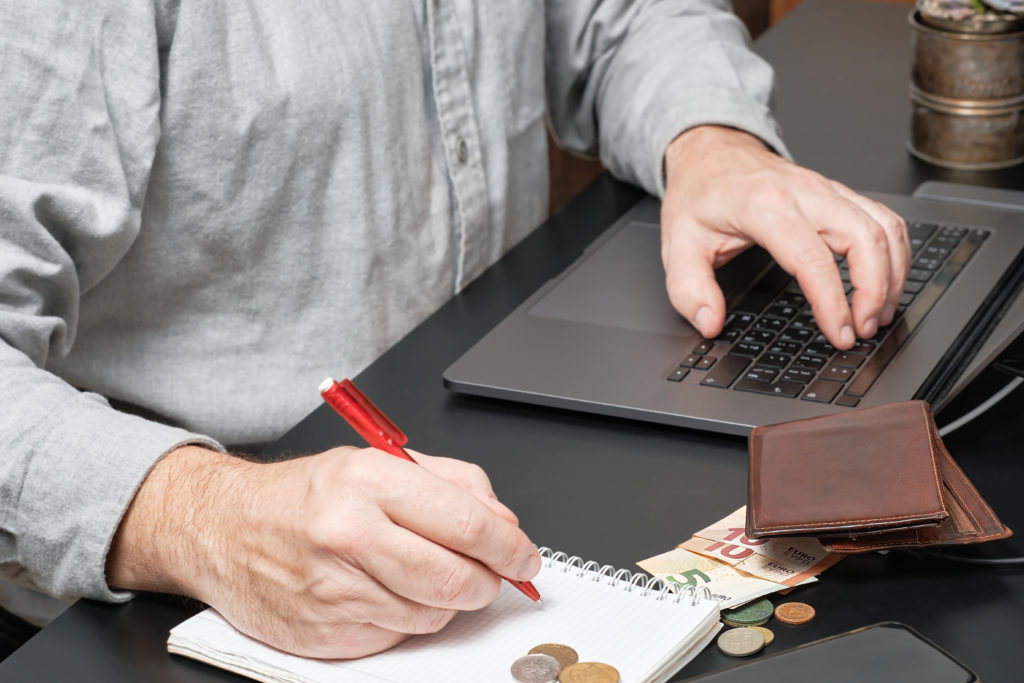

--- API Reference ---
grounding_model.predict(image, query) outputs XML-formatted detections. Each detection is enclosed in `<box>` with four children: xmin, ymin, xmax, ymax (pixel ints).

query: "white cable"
<box><xmin>937</xmin><ymin>376</ymin><xmax>1024</xmax><ymax>438</ymax></box>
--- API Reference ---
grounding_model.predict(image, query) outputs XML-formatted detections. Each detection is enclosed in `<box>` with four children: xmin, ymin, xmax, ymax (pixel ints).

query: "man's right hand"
<box><xmin>106</xmin><ymin>445</ymin><xmax>541</xmax><ymax>658</ymax></box>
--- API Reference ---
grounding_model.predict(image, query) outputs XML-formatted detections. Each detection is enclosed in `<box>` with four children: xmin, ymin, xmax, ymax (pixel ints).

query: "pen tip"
<box><xmin>536</xmin><ymin>598</ymin><xmax>544</xmax><ymax>607</ymax></box>
<box><xmin>318</xmin><ymin>377</ymin><xmax>336</xmax><ymax>393</ymax></box>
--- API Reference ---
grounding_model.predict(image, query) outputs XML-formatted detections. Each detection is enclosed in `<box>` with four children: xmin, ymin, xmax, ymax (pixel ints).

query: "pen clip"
<box><xmin>337</xmin><ymin>379</ymin><xmax>408</xmax><ymax>447</ymax></box>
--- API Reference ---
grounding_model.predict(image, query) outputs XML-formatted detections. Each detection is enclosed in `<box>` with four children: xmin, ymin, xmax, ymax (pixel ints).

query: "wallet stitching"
<box><xmin>825</xmin><ymin>527</ymin><xmax>1011</xmax><ymax>551</ymax></box>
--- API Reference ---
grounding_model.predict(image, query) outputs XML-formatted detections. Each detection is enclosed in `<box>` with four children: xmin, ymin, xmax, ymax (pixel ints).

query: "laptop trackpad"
<box><xmin>528</xmin><ymin>221</ymin><xmax>775</xmax><ymax>337</ymax></box>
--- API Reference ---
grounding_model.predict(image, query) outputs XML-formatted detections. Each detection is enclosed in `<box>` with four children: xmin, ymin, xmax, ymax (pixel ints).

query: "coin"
<box><xmin>716</xmin><ymin>627</ymin><xmax>765</xmax><ymax>657</ymax></box>
<box><xmin>746</xmin><ymin>625</ymin><xmax>775</xmax><ymax>646</ymax></box>
<box><xmin>558</xmin><ymin>661</ymin><xmax>620</xmax><ymax>682</ymax></box>
<box><xmin>722</xmin><ymin>615</ymin><xmax>769</xmax><ymax>628</ymax></box>
<box><xmin>721</xmin><ymin>597</ymin><xmax>774</xmax><ymax>626</ymax></box>
<box><xmin>512</xmin><ymin>653</ymin><xmax>562</xmax><ymax>682</ymax></box>
<box><xmin>530</xmin><ymin>643</ymin><xmax>579</xmax><ymax>670</ymax></box>
<box><xmin>774</xmin><ymin>601</ymin><xmax>816</xmax><ymax>624</ymax></box>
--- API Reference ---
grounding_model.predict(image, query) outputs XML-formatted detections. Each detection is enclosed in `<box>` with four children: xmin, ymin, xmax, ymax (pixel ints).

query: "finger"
<box><xmin>353</xmin><ymin>520</ymin><xmax>504</xmax><ymax>611</ymax></box>
<box><xmin>379</xmin><ymin>466</ymin><xmax>541</xmax><ymax>583</ymax></box>
<box><xmin>815</xmin><ymin>199</ymin><xmax>893</xmax><ymax>339</ymax></box>
<box><xmin>414</xmin><ymin>451</ymin><xmax>519</xmax><ymax>525</ymax></box>
<box><xmin>830</xmin><ymin>183</ymin><xmax>909</xmax><ymax>325</ymax></box>
<box><xmin>662</xmin><ymin>227</ymin><xmax>728</xmax><ymax>339</ymax></box>
<box><xmin>755</xmin><ymin>211</ymin><xmax>855</xmax><ymax>349</ymax></box>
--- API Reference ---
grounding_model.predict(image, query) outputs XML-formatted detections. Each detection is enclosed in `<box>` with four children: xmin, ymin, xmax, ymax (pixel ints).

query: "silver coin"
<box><xmin>511</xmin><ymin>653</ymin><xmax>562</xmax><ymax>682</ymax></box>
<box><xmin>716</xmin><ymin>627</ymin><xmax>765</xmax><ymax>657</ymax></box>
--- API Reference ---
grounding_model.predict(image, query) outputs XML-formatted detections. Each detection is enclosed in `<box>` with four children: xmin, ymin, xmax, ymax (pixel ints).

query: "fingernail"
<box><xmin>863</xmin><ymin>317</ymin><xmax>878</xmax><ymax>339</ymax></box>
<box><xmin>840</xmin><ymin>325</ymin><xmax>855</xmax><ymax>347</ymax></box>
<box><xmin>518</xmin><ymin>552</ymin><xmax>541</xmax><ymax>579</ymax></box>
<box><xmin>882</xmin><ymin>304</ymin><xmax>895</xmax><ymax>324</ymax></box>
<box><xmin>695</xmin><ymin>306</ymin><xmax>712</xmax><ymax>336</ymax></box>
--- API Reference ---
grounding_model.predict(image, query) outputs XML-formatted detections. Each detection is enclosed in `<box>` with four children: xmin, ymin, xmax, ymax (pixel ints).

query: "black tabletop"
<box><xmin>4</xmin><ymin>0</ymin><xmax>1023</xmax><ymax>681</ymax></box>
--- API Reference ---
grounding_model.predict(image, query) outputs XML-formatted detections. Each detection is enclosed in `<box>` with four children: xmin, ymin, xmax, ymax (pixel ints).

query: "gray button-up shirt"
<box><xmin>0</xmin><ymin>0</ymin><xmax>786</xmax><ymax>623</ymax></box>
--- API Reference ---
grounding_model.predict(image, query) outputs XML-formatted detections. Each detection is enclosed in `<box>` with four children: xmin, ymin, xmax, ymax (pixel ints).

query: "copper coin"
<box><xmin>530</xmin><ymin>643</ymin><xmax>579</xmax><ymax>670</ymax></box>
<box><xmin>774</xmin><ymin>601</ymin><xmax>816</xmax><ymax>624</ymax></box>
<box><xmin>746</xmin><ymin>626</ymin><xmax>775</xmax><ymax>646</ymax></box>
<box><xmin>512</xmin><ymin>653</ymin><xmax>562</xmax><ymax>682</ymax></box>
<box><xmin>558</xmin><ymin>661</ymin><xmax>620</xmax><ymax>683</ymax></box>
<box><xmin>716</xmin><ymin>627</ymin><xmax>765</xmax><ymax>657</ymax></box>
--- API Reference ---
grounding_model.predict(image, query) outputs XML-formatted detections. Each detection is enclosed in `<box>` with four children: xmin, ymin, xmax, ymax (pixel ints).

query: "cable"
<box><xmin>915</xmin><ymin>549</ymin><xmax>1024</xmax><ymax>566</ymax></box>
<box><xmin>937</xmin><ymin>376</ymin><xmax>1023</xmax><ymax>437</ymax></box>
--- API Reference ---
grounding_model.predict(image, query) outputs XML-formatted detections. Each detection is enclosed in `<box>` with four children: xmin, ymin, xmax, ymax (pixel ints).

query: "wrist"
<box><xmin>664</xmin><ymin>125</ymin><xmax>770</xmax><ymax>184</ymax></box>
<box><xmin>106</xmin><ymin>445</ymin><xmax>255</xmax><ymax>599</ymax></box>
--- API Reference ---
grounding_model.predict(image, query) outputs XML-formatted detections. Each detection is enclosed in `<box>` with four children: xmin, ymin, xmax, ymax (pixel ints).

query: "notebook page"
<box><xmin>169</xmin><ymin>554</ymin><xmax>721</xmax><ymax>683</ymax></box>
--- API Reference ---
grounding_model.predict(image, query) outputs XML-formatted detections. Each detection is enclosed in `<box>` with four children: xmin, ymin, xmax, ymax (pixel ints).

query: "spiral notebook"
<box><xmin>167</xmin><ymin>547</ymin><xmax>722</xmax><ymax>683</ymax></box>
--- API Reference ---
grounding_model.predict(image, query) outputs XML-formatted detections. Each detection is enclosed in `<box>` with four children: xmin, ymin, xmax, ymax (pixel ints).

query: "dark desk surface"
<box><xmin>5</xmin><ymin>0</ymin><xmax>1023</xmax><ymax>680</ymax></box>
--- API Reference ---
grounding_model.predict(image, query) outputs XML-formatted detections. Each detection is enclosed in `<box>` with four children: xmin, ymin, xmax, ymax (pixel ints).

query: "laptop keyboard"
<box><xmin>666</xmin><ymin>221</ymin><xmax>989</xmax><ymax>407</ymax></box>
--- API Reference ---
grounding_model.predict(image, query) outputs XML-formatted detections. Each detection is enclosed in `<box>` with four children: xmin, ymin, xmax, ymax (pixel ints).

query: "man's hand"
<box><xmin>661</xmin><ymin>125</ymin><xmax>910</xmax><ymax>350</ymax></box>
<box><xmin>107</xmin><ymin>445</ymin><xmax>541</xmax><ymax>659</ymax></box>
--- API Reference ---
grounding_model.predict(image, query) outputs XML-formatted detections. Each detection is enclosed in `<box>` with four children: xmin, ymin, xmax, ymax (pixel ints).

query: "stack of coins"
<box><xmin>510</xmin><ymin>643</ymin><xmax>621</xmax><ymax>682</ymax></box>
<box><xmin>716</xmin><ymin>600</ymin><xmax>816</xmax><ymax>658</ymax></box>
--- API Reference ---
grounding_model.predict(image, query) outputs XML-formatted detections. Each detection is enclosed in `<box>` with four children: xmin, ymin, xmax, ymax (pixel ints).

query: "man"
<box><xmin>0</xmin><ymin>0</ymin><xmax>907</xmax><ymax>661</ymax></box>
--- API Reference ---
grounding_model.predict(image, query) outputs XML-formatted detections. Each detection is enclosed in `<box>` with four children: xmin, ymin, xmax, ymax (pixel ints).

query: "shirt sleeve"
<box><xmin>0</xmin><ymin>1</ymin><xmax>222</xmax><ymax>606</ymax></box>
<box><xmin>544</xmin><ymin>0</ymin><xmax>792</xmax><ymax>197</ymax></box>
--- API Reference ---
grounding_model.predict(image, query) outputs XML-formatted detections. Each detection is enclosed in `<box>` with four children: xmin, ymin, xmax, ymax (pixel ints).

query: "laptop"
<box><xmin>443</xmin><ymin>184</ymin><xmax>1024</xmax><ymax>436</ymax></box>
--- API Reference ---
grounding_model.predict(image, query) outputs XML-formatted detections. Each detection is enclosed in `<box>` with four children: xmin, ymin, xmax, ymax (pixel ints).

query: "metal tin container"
<box><xmin>909</xmin><ymin>11</ymin><xmax>1024</xmax><ymax>169</ymax></box>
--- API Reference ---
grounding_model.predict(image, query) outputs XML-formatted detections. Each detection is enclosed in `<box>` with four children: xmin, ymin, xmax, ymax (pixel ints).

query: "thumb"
<box><xmin>663</xmin><ymin>241</ymin><xmax>727</xmax><ymax>340</ymax></box>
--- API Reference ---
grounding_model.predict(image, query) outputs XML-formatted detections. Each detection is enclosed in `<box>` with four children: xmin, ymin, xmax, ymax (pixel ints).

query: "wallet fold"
<box><xmin>745</xmin><ymin>400</ymin><xmax>1011</xmax><ymax>553</ymax></box>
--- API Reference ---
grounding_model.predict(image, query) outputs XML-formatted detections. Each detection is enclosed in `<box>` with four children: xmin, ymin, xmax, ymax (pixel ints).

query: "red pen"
<box><xmin>319</xmin><ymin>377</ymin><xmax>542</xmax><ymax>604</ymax></box>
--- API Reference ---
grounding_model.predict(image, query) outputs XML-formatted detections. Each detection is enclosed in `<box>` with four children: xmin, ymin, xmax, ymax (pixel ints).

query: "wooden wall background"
<box><xmin>546</xmin><ymin>0</ymin><xmax>915</xmax><ymax>214</ymax></box>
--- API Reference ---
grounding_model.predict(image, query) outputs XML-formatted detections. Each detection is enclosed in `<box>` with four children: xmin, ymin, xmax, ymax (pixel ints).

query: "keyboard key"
<box><xmin>769</xmin><ymin>380</ymin><xmax>806</xmax><ymax>398</ymax></box>
<box><xmin>832</xmin><ymin>353</ymin><xmax>865</xmax><ymax>368</ymax></box>
<box><xmin>692</xmin><ymin>341</ymin><xmax>714</xmax><ymax>354</ymax></box>
<box><xmin>732</xmin><ymin>312</ymin><xmax>757</xmax><ymax>328</ymax></box>
<box><xmin>820</xmin><ymin>365</ymin><xmax>853</xmax><ymax>382</ymax></box>
<box><xmin>802</xmin><ymin>379</ymin><xmax>842</xmax><ymax>403</ymax></box>
<box><xmin>734</xmin><ymin>379</ymin><xmax>802</xmax><ymax>398</ymax></box>
<box><xmin>743</xmin><ymin>330</ymin><xmax>776</xmax><ymax>344</ymax></box>
<box><xmin>667</xmin><ymin>367</ymin><xmax>689</xmax><ymax>382</ymax></box>
<box><xmin>714</xmin><ymin>327</ymin><xmax>742</xmax><ymax>343</ymax></box>
<box><xmin>835</xmin><ymin>395</ymin><xmax>861</xmax><ymax>407</ymax></box>
<box><xmin>774</xmin><ymin>293</ymin><xmax>807</xmax><ymax>308</ymax></box>
<box><xmin>730</xmin><ymin>342</ymin><xmax>765</xmax><ymax>357</ymax></box>
<box><xmin>805</xmin><ymin>341</ymin><xmax>836</xmax><ymax>358</ymax></box>
<box><xmin>908</xmin><ymin>221</ymin><xmax>937</xmax><ymax>241</ymax></box>
<box><xmin>907</xmin><ymin>268</ymin><xmax>933</xmax><ymax>282</ymax></box>
<box><xmin>795</xmin><ymin>354</ymin><xmax>826</xmax><ymax>370</ymax></box>
<box><xmin>766</xmin><ymin>304</ymin><xmax>799</xmax><ymax>320</ymax></box>
<box><xmin>701</xmin><ymin>355</ymin><xmax>750</xmax><ymax>388</ymax></box>
<box><xmin>769</xmin><ymin>341</ymin><xmax>803</xmax><ymax>355</ymax></box>
<box><xmin>903</xmin><ymin>280</ymin><xmax>925</xmax><ymax>294</ymax></box>
<box><xmin>678</xmin><ymin>354</ymin><xmax>701</xmax><ymax>368</ymax></box>
<box><xmin>779</xmin><ymin>328</ymin><xmax>813</xmax><ymax>343</ymax></box>
<box><xmin>754</xmin><ymin>316</ymin><xmax>786</xmax><ymax>332</ymax></box>
<box><xmin>760</xmin><ymin>353</ymin><xmax>793</xmax><ymax>368</ymax></box>
<box><xmin>912</xmin><ymin>256</ymin><xmax>943</xmax><ymax>271</ymax></box>
<box><xmin>695</xmin><ymin>356</ymin><xmax>716</xmax><ymax>370</ymax></box>
<box><xmin>898</xmin><ymin>292</ymin><xmax>916</xmax><ymax>306</ymax></box>
<box><xmin>782</xmin><ymin>367</ymin><xmax>816</xmax><ymax>384</ymax></box>
<box><xmin>790</xmin><ymin>314</ymin><xmax>817</xmax><ymax>330</ymax></box>
<box><xmin>743</xmin><ymin>367</ymin><xmax>778</xmax><ymax>383</ymax></box>
<box><xmin>847</xmin><ymin>341</ymin><xmax>875</xmax><ymax>355</ymax></box>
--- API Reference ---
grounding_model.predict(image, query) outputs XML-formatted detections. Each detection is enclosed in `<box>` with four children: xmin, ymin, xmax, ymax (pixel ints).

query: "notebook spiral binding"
<box><xmin>538</xmin><ymin>547</ymin><xmax>710</xmax><ymax>606</ymax></box>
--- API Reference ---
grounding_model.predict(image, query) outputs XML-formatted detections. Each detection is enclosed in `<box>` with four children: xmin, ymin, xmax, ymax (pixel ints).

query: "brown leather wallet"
<box><xmin>745</xmin><ymin>400</ymin><xmax>1011</xmax><ymax>553</ymax></box>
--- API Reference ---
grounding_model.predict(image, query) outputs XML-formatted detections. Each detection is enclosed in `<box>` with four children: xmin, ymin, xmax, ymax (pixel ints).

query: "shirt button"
<box><xmin>457</xmin><ymin>139</ymin><xmax>468</xmax><ymax>164</ymax></box>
